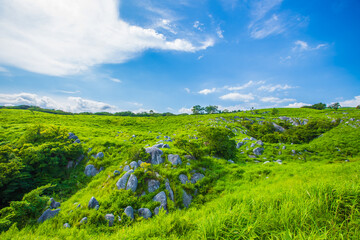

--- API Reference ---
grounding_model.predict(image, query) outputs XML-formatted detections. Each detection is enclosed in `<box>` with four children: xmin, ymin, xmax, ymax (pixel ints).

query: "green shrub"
<box><xmin>198</xmin><ymin>127</ymin><xmax>236</xmax><ymax>159</ymax></box>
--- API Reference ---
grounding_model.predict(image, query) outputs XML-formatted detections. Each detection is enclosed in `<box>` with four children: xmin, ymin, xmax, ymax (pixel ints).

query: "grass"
<box><xmin>0</xmin><ymin>107</ymin><xmax>359</xmax><ymax>239</ymax></box>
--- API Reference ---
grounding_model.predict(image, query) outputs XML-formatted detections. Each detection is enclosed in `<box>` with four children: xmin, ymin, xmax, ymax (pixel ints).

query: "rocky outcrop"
<box><xmin>37</xmin><ymin>209</ymin><xmax>60</xmax><ymax>223</ymax></box>
<box><xmin>165</xmin><ymin>180</ymin><xmax>174</xmax><ymax>202</ymax></box>
<box><xmin>105</xmin><ymin>214</ymin><xmax>114</xmax><ymax>227</ymax></box>
<box><xmin>253</xmin><ymin>147</ymin><xmax>264</xmax><ymax>156</ymax></box>
<box><xmin>126</xmin><ymin>174</ymin><xmax>138</xmax><ymax>192</ymax></box>
<box><xmin>190</xmin><ymin>173</ymin><xmax>205</xmax><ymax>184</ymax></box>
<box><xmin>153</xmin><ymin>191</ymin><xmax>167</xmax><ymax>211</ymax></box>
<box><xmin>116</xmin><ymin>172</ymin><xmax>131</xmax><ymax>190</ymax></box>
<box><xmin>179</xmin><ymin>174</ymin><xmax>189</xmax><ymax>184</ymax></box>
<box><xmin>182</xmin><ymin>190</ymin><xmax>192</xmax><ymax>208</ymax></box>
<box><xmin>168</xmin><ymin>154</ymin><xmax>182</xmax><ymax>165</ymax></box>
<box><xmin>84</xmin><ymin>165</ymin><xmax>99</xmax><ymax>177</ymax></box>
<box><xmin>145</xmin><ymin>147</ymin><xmax>164</xmax><ymax>165</ymax></box>
<box><xmin>88</xmin><ymin>197</ymin><xmax>99</xmax><ymax>209</ymax></box>
<box><xmin>138</xmin><ymin>208</ymin><xmax>152</xmax><ymax>219</ymax></box>
<box><xmin>124</xmin><ymin>206</ymin><xmax>134</xmax><ymax>219</ymax></box>
<box><xmin>49</xmin><ymin>198</ymin><xmax>60</xmax><ymax>209</ymax></box>
<box><xmin>148</xmin><ymin>179</ymin><xmax>160</xmax><ymax>193</ymax></box>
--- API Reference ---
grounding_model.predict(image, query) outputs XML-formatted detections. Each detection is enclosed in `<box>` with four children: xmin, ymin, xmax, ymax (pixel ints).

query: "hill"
<box><xmin>0</xmin><ymin>107</ymin><xmax>359</xmax><ymax>239</ymax></box>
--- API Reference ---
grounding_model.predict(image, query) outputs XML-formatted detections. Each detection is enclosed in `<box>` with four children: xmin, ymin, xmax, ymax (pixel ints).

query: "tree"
<box><xmin>198</xmin><ymin>127</ymin><xmax>236</xmax><ymax>159</ymax></box>
<box><xmin>191</xmin><ymin>105</ymin><xmax>204</xmax><ymax>115</ymax></box>
<box><xmin>356</xmin><ymin>105</ymin><xmax>360</xmax><ymax>109</ymax></box>
<box><xmin>310</xmin><ymin>103</ymin><xmax>326</xmax><ymax>110</ymax></box>
<box><xmin>271</xmin><ymin>108</ymin><xmax>279</xmax><ymax>115</ymax></box>
<box><xmin>204</xmin><ymin>105</ymin><xmax>218</xmax><ymax>114</ymax></box>
<box><xmin>329</xmin><ymin>102</ymin><xmax>340</xmax><ymax>110</ymax></box>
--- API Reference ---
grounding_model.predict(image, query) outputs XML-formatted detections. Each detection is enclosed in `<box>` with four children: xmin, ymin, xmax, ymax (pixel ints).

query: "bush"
<box><xmin>174</xmin><ymin>136</ymin><xmax>205</xmax><ymax>160</ymax></box>
<box><xmin>198</xmin><ymin>127</ymin><xmax>236</xmax><ymax>159</ymax></box>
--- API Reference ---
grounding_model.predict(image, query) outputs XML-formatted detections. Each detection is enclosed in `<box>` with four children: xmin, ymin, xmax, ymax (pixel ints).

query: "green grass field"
<box><xmin>0</xmin><ymin>108</ymin><xmax>359</xmax><ymax>239</ymax></box>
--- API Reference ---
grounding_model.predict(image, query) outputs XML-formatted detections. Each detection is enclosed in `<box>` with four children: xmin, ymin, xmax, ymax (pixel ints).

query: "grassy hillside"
<box><xmin>0</xmin><ymin>108</ymin><xmax>359</xmax><ymax>239</ymax></box>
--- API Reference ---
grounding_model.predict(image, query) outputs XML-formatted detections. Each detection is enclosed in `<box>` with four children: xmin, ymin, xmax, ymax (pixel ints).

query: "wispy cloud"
<box><xmin>0</xmin><ymin>66</ymin><xmax>8</xmax><ymax>73</ymax></box>
<box><xmin>184</xmin><ymin>88</ymin><xmax>191</xmax><ymax>93</ymax></box>
<box><xmin>0</xmin><ymin>0</ymin><xmax>214</xmax><ymax>76</ymax></box>
<box><xmin>224</xmin><ymin>80</ymin><xmax>255</xmax><ymax>91</ymax></box>
<box><xmin>293</xmin><ymin>40</ymin><xmax>327</xmax><ymax>51</ymax></box>
<box><xmin>339</xmin><ymin>96</ymin><xmax>360</xmax><ymax>107</ymax></box>
<box><xmin>219</xmin><ymin>93</ymin><xmax>254</xmax><ymax>102</ymax></box>
<box><xmin>250</xmin><ymin>14</ymin><xmax>286</xmax><ymax>39</ymax></box>
<box><xmin>260</xmin><ymin>97</ymin><xmax>295</xmax><ymax>103</ymax></box>
<box><xmin>198</xmin><ymin>88</ymin><xmax>216</xmax><ymax>95</ymax></box>
<box><xmin>110</xmin><ymin>78</ymin><xmax>122</xmax><ymax>83</ymax></box>
<box><xmin>258</xmin><ymin>84</ymin><xmax>294</xmax><ymax>92</ymax></box>
<box><xmin>56</xmin><ymin>90</ymin><xmax>80</xmax><ymax>94</ymax></box>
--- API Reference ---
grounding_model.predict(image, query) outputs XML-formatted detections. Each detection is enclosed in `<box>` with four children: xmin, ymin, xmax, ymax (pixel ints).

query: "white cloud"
<box><xmin>340</xmin><ymin>96</ymin><xmax>360</xmax><ymax>107</ymax></box>
<box><xmin>193</xmin><ymin>21</ymin><xmax>204</xmax><ymax>31</ymax></box>
<box><xmin>198</xmin><ymin>88</ymin><xmax>216</xmax><ymax>95</ymax></box>
<box><xmin>285</xmin><ymin>102</ymin><xmax>311</xmax><ymax>108</ymax></box>
<box><xmin>250</xmin><ymin>14</ymin><xmax>286</xmax><ymax>39</ymax></box>
<box><xmin>0</xmin><ymin>0</ymin><xmax>214</xmax><ymax>76</ymax></box>
<box><xmin>110</xmin><ymin>78</ymin><xmax>122</xmax><ymax>83</ymax></box>
<box><xmin>250</xmin><ymin>0</ymin><xmax>283</xmax><ymax>21</ymax></box>
<box><xmin>128</xmin><ymin>102</ymin><xmax>143</xmax><ymax>107</ymax></box>
<box><xmin>178</xmin><ymin>107</ymin><xmax>192</xmax><ymax>114</ymax></box>
<box><xmin>293</xmin><ymin>40</ymin><xmax>327</xmax><ymax>51</ymax></box>
<box><xmin>56</xmin><ymin>90</ymin><xmax>80</xmax><ymax>94</ymax></box>
<box><xmin>258</xmin><ymin>84</ymin><xmax>294</xmax><ymax>92</ymax></box>
<box><xmin>0</xmin><ymin>66</ymin><xmax>8</xmax><ymax>72</ymax></box>
<box><xmin>225</xmin><ymin>81</ymin><xmax>254</xmax><ymax>91</ymax></box>
<box><xmin>197</xmin><ymin>55</ymin><xmax>204</xmax><ymax>60</ymax></box>
<box><xmin>260</xmin><ymin>97</ymin><xmax>295</xmax><ymax>103</ymax></box>
<box><xmin>184</xmin><ymin>88</ymin><xmax>191</xmax><ymax>93</ymax></box>
<box><xmin>218</xmin><ymin>104</ymin><xmax>247</xmax><ymax>112</ymax></box>
<box><xmin>219</xmin><ymin>93</ymin><xmax>254</xmax><ymax>102</ymax></box>
<box><xmin>216</xmin><ymin>27</ymin><xmax>224</xmax><ymax>39</ymax></box>
<box><xmin>0</xmin><ymin>92</ymin><xmax>118</xmax><ymax>113</ymax></box>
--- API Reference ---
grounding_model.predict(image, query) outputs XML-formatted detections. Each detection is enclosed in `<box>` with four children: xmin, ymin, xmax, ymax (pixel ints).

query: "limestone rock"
<box><xmin>165</xmin><ymin>180</ymin><xmax>174</xmax><ymax>202</ymax></box>
<box><xmin>126</xmin><ymin>174</ymin><xmax>138</xmax><ymax>192</ymax></box>
<box><xmin>138</xmin><ymin>208</ymin><xmax>152</xmax><ymax>219</ymax></box>
<box><xmin>116</xmin><ymin>172</ymin><xmax>131</xmax><ymax>190</ymax></box>
<box><xmin>84</xmin><ymin>165</ymin><xmax>99</xmax><ymax>177</ymax></box>
<box><xmin>124</xmin><ymin>206</ymin><xmax>134</xmax><ymax>219</ymax></box>
<box><xmin>153</xmin><ymin>191</ymin><xmax>167</xmax><ymax>211</ymax></box>
<box><xmin>88</xmin><ymin>197</ymin><xmax>99</xmax><ymax>209</ymax></box>
<box><xmin>37</xmin><ymin>209</ymin><xmax>60</xmax><ymax>223</ymax></box>
<box><xmin>182</xmin><ymin>190</ymin><xmax>192</xmax><ymax>208</ymax></box>
<box><xmin>105</xmin><ymin>214</ymin><xmax>115</xmax><ymax>227</ymax></box>
<box><xmin>168</xmin><ymin>154</ymin><xmax>182</xmax><ymax>165</ymax></box>
<box><xmin>80</xmin><ymin>217</ymin><xmax>87</xmax><ymax>224</ymax></box>
<box><xmin>148</xmin><ymin>179</ymin><xmax>160</xmax><ymax>193</ymax></box>
<box><xmin>190</xmin><ymin>173</ymin><xmax>205</xmax><ymax>184</ymax></box>
<box><xmin>253</xmin><ymin>147</ymin><xmax>264</xmax><ymax>156</ymax></box>
<box><xmin>49</xmin><ymin>198</ymin><xmax>60</xmax><ymax>209</ymax></box>
<box><xmin>130</xmin><ymin>161</ymin><xmax>139</xmax><ymax>169</ymax></box>
<box><xmin>179</xmin><ymin>174</ymin><xmax>189</xmax><ymax>184</ymax></box>
<box><xmin>145</xmin><ymin>147</ymin><xmax>164</xmax><ymax>165</ymax></box>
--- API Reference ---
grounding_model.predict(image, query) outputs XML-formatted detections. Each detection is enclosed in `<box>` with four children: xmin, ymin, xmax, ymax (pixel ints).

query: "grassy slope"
<box><xmin>0</xmin><ymin>108</ymin><xmax>359</xmax><ymax>239</ymax></box>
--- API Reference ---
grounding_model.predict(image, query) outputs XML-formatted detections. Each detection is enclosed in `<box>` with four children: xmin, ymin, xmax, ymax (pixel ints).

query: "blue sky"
<box><xmin>0</xmin><ymin>0</ymin><xmax>359</xmax><ymax>113</ymax></box>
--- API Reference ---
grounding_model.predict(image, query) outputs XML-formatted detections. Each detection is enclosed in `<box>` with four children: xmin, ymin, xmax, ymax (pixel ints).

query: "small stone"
<box><xmin>256</xmin><ymin>140</ymin><xmax>264</xmax><ymax>146</ymax></box>
<box><xmin>114</xmin><ymin>170</ymin><xmax>120</xmax><ymax>176</ymax></box>
<box><xmin>138</xmin><ymin>208</ymin><xmax>152</xmax><ymax>219</ymax></box>
<box><xmin>165</xmin><ymin>180</ymin><xmax>174</xmax><ymax>202</ymax></box>
<box><xmin>190</xmin><ymin>173</ymin><xmax>205</xmax><ymax>184</ymax></box>
<box><xmin>228</xmin><ymin>160</ymin><xmax>234</xmax><ymax>164</ymax></box>
<box><xmin>179</xmin><ymin>174</ymin><xmax>189</xmax><ymax>184</ymax></box>
<box><xmin>148</xmin><ymin>179</ymin><xmax>160</xmax><ymax>193</ymax></box>
<box><xmin>88</xmin><ymin>197</ymin><xmax>99</xmax><ymax>209</ymax></box>
<box><xmin>105</xmin><ymin>214</ymin><xmax>115</xmax><ymax>227</ymax></box>
<box><xmin>37</xmin><ymin>209</ymin><xmax>60</xmax><ymax>223</ymax></box>
<box><xmin>63</xmin><ymin>223</ymin><xmax>70</xmax><ymax>228</ymax></box>
<box><xmin>263</xmin><ymin>161</ymin><xmax>270</xmax><ymax>164</ymax></box>
<box><xmin>130</xmin><ymin>161</ymin><xmax>139</xmax><ymax>169</ymax></box>
<box><xmin>253</xmin><ymin>147</ymin><xmax>264</xmax><ymax>156</ymax></box>
<box><xmin>80</xmin><ymin>217</ymin><xmax>87</xmax><ymax>224</ymax></box>
<box><xmin>153</xmin><ymin>191</ymin><xmax>167</xmax><ymax>211</ymax></box>
<box><xmin>124</xmin><ymin>206</ymin><xmax>134</xmax><ymax>219</ymax></box>
<box><xmin>182</xmin><ymin>190</ymin><xmax>192</xmax><ymax>208</ymax></box>
<box><xmin>168</xmin><ymin>154</ymin><xmax>182</xmax><ymax>165</ymax></box>
<box><xmin>95</xmin><ymin>152</ymin><xmax>104</xmax><ymax>159</ymax></box>
<box><xmin>126</xmin><ymin>174</ymin><xmax>138</xmax><ymax>192</ymax></box>
<box><xmin>123</xmin><ymin>165</ymin><xmax>130</xmax><ymax>172</ymax></box>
